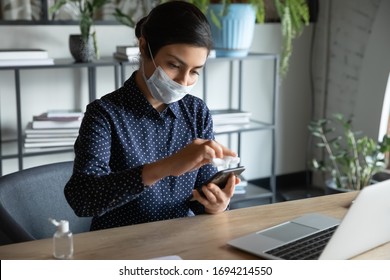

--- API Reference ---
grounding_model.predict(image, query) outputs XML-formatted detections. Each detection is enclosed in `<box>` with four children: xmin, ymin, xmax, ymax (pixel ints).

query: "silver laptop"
<box><xmin>228</xmin><ymin>179</ymin><xmax>390</xmax><ymax>260</ymax></box>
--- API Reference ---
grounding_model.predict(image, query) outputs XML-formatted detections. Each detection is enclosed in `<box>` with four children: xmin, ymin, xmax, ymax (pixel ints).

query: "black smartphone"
<box><xmin>196</xmin><ymin>166</ymin><xmax>245</xmax><ymax>197</ymax></box>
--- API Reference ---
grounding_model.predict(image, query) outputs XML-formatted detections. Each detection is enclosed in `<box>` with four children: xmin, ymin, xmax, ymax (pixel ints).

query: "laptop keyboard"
<box><xmin>264</xmin><ymin>225</ymin><xmax>339</xmax><ymax>260</ymax></box>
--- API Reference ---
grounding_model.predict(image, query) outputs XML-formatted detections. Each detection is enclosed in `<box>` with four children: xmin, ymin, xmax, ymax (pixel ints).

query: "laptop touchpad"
<box><xmin>259</xmin><ymin>222</ymin><xmax>318</xmax><ymax>242</ymax></box>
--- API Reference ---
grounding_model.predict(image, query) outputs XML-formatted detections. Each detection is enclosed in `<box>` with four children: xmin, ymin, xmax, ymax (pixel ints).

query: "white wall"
<box><xmin>249</xmin><ymin>24</ymin><xmax>313</xmax><ymax>178</ymax></box>
<box><xmin>313</xmin><ymin>0</ymin><xmax>389</xmax><ymax>140</ymax></box>
<box><xmin>0</xmin><ymin>22</ymin><xmax>313</xmax><ymax>179</ymax></box>
<box><xmin>354</xmin><ymin>0</ymin><xmax>390</xmax><ymax>140</ymax></box>
<box><xmin>308</xmin><ymin>0</ymin><xmax>390</xmax><ymax>188</ymax></box>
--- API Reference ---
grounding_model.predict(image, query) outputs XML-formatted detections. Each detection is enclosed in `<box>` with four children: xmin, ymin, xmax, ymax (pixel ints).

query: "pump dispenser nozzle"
<box><xmin>50</xmin><ymin>218</ymin><xmax>69</xmax><ymax>234</ymax></box>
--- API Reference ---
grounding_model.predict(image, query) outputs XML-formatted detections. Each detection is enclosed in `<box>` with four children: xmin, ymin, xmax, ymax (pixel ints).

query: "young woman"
<box><xmin>64</xmin><ymin>1</ymin><xmax>239</xmax><ymax>231</ymax></box>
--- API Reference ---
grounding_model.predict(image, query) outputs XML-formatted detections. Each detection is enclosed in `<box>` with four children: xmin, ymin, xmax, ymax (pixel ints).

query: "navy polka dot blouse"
<box><xmin>64</xmin><ymin>72</ymin><xmax>217</xmax><ymax>231</ymax></box>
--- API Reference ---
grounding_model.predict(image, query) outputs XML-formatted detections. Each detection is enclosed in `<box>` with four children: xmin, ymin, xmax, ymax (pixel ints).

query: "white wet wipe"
<box><xmin>211</xmin><ymin>156</ymin><xmax>240</xmax><ymax>170</ymax></box>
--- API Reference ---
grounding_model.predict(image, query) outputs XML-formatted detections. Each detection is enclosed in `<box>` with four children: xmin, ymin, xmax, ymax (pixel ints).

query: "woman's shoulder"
<box><xmin>88</xmin><ymin>81</ymin><xmax>139</xmax><ymax>110</ymax></box>
<box><xmin>87</xmin><ymin>90</ymin><xmax>121</xmax><ymax>110</ymax></box>
<box><xmin>181</xmin><ymin>94</ymin><xmax>208</xmax><ymax>110</ymax></box>
<box><xmin>178</xmin><ymin>94</ymin><xmax>212</xmax><ymax>121</ymax></box>
<box><xmin>90</xmin><ymin>73</ymin><xmax>139</xmax><ymax>107</ymax></box>
<box><xmin>84</xmin><ymin>88</ymin><xmax>132</xmax><ymax>122</ymax></box>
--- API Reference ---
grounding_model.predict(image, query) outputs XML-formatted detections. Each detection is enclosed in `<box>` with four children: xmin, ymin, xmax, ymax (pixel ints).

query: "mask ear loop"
<box><xmin>147</xmin><ymin>43</ymin><xmax>158</xmax><ymax>68</ymax></box>
<box><xmin>142</xmin><ymin>42</ymin><xmax>157</xmax><ymax>79</ymax></box>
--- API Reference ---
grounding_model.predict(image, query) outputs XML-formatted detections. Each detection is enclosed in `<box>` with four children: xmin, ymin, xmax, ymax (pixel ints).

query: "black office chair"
<box><xmin>0</xmin><ymin>161</ymin><xmax>91</xmax><ymax>245</ymax></box>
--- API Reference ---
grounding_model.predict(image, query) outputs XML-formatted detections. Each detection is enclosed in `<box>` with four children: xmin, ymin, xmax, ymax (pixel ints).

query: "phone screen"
<box><xmin>196</xmin><ymin>166</ymin><xmax>245</xmax><ymax>197</ymax></box>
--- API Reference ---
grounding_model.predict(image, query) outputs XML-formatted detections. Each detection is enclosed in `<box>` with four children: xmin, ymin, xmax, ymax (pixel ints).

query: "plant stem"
<box><xmin>348</xmin><ymin>130</ymin><xmax>361</xmax><ymax>190</ymax></box>
<box><xmin>319</xmin><ymin>126</ymin><xmax>343</xmax><ymax>184</ymax></box>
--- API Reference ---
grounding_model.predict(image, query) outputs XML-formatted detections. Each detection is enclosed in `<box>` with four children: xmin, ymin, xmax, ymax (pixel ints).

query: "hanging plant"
<box><xmin>188</xmin><ymin>0</ymin><xmax>310</xmax><ymax>77</ymax></box>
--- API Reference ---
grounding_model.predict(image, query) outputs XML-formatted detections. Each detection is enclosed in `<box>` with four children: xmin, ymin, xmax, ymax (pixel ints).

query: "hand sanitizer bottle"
<box><xmin>49</xmin><ymin>218</ymin><xmax>74</xmax><ymax>259</ymax></box>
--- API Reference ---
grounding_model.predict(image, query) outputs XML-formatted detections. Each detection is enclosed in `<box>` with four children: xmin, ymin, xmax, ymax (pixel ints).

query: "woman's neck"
<box><xmin>135</xmin><ymin>70</ymin><xmax>167</xmax><ymax>112</ymax></box>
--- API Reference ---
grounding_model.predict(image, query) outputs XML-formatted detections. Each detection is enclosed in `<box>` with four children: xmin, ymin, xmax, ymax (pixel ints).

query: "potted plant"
<box><xmin>49</xmin><ymin>0</ymin><xmax>110</xmax><ymax>62</ymax></box>
<box><xmin>113</xmin><ymin>0</ymin><xmax>309</xmax><ymax>76</ymax></box>
<box><xmin>187</xmin><ymin>0</ymin><xmax>310</xmax><ymax>77</ymax></box>
<box><xmin>308</xmin><ymin>113</ymin><xmax>390</xmax><ymax>192</ymax></box>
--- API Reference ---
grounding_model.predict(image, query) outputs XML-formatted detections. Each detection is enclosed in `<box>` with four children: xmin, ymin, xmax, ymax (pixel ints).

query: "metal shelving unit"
<box><xmin>204</xmin><ymin>53</ymin><xmax>279</xmax><ymax>204</ymax></box>
<box><xmin>0</xmin><ymin>57</ymin><xmax>121</xmax><ymax>175</ymax></box>
<box><xmin>1</xmin><ymin>54</ymin><xmax>279</xmax><ymax>206</ymax></box>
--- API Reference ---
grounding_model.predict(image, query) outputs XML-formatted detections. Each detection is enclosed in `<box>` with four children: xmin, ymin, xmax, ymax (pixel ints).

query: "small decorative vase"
<box><xmin>207</xmin><ymin>4</ymin><xmax>256</xmax><ymax>57</ymax></box>
<box><xmin>68</xmin><ymin>34</ymin><xmax>95</xmax><ymax>62</ymax></box>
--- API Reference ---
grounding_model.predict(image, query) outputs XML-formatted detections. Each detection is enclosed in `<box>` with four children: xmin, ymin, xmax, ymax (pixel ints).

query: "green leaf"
<box><xmin>318</xmin><ymin>119</ymin><xmax>329</xmax><ymax>126</ymax></box>
<box><xmin>311</xmin><ymin>131</ymin><xmax>323</xmax><ymax>138</ymax></box>
<box><xmin>48</xmin><ymin>0</ymin><xmax>68</xmax><ymax>16</ymax></box>
<box><xmin>328</xmin><ymin>137</ymin><xmax>340</xmax><ymax>144</ymax></box>
<box><xmin>209</xmin><ymin>9</ymin><xmax>221</xmax><ymax>29</ymax></box>
<box><xmin>315</xmin><ymin>143</ymin><xmax>326</xmax><ymax>148</ymax></box>
<box><xmin>312</xmin><ymin>159</ymin><xmax>320</xmax><ymax>169</ymax></box>
<box><xmin>333</xmin><ymin>113</ymin><xmax>344</xmax><ymax>121</ymax></box>
<box><xmin>323</xmin><ymin>128</ymin><xmax>335</xmax><ymax>134</ymax></box>
<box><xmin>113</xmin><ymin>8</ymin><xmax>135</xmax><ymax>28</ymax></box>
<box><xmin>253</xmin><ymin>0</ymin><xmax>265</xmax><ymax>23</ymax></box>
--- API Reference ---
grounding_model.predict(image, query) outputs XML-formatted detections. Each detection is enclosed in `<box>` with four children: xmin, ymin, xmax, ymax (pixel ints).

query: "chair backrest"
<box><xmin>0</xmin><ymin>161</ymin><xmax>91</xmax><ymax>244</ymax></box>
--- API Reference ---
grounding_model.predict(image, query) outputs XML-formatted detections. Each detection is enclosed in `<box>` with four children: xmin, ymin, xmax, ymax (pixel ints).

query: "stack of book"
<box><xmin>0</xmin><ymin>49</ymin><xmax>54</xmax><ymax>67</ymax></box>
<box><xmin>24</xmin><ymin>110</ymin><xmax>83</xmax><ymax>152</ymax></box>
<box><xmin>113</xmin><ymin>45</ymin><xmax>139</xmax><ymax>61</ymax></box>
<box><xmin>234</xmin><ymin>176</ymin><xmax>248</xmax><ymax>194</ymax></box>
<box><xmin>211</xmin><ymin>109</ymin><xmax>252</xmax><ymax>133</ymax></box>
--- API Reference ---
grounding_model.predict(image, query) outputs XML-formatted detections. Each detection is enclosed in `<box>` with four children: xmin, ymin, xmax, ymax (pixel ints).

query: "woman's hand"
<box><xmin>192</xmin><ymin>174</ymin><xmax>241</xmax><ymax>214</ymax></box>
<box><xmin>167</xmin><ymin>139</ymin><xmax>237</xmax><ymax>176</ymax></box>
<box><xmin>142</xmin><ymin>139</ymin><xmax>236</xmax><ymax>186</ymax></box>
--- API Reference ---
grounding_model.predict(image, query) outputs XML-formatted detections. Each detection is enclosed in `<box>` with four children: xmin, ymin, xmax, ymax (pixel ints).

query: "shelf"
<box><xmin>1</xmin><ymin>140</ymin><xmax>73</xmax><ymax>159</ymax></box>
<box><xmin>0</xmin><ymin>57</ymin><xmax>120</xmax><ymax>70</ymax></box>
<box><xmin>207</xmin><ymin>52</ymin><xmax>279</xmax><ymax>63</ymax></box>
<box><xmin>1</xmin><ymin>53</ymin><xmax>278</xmax><ymax>205</ymax></box>
<box><xmin>231</xmin><ymin>182</ymin><xmax>272</xmax><ymax>204</ymax></box>
<box><xmin>214</xmin><ymin>120</ymin><xmax>274</xmax><ymax>134</ymax></box>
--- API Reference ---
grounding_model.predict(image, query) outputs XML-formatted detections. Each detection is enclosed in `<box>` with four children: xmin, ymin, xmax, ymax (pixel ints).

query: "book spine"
<box><xmin>24</xmin><ymin>141</ymin><xmax>76</xmax><ymax>148</ymax></box>
<box><xmin>47</xmin><ymin>110</ymin><xmax>83</xmax><ymax>118</ymax></box>
<box><xmin>0</xmin><ymin>58</ymin><xmax>54</xmax><ymax>67</ymax></box>
<box><xmin>113</xmin><ymin>52</ymin><xmax>131</xmax><ymax>61</ymax></box>
<box><xmin>0</xmin><ymin>49</ymin><xmax>49</xmax><ymax>60</ymax></box>
<box><xmin>116</xmin><ymin>46</ymin><xmax>139</xmax><ymax>55</ymax></box>
<box><xmin>32</xmin><ymin>121</ymin><xmax>81</xmax><ymax>129</ymax></box>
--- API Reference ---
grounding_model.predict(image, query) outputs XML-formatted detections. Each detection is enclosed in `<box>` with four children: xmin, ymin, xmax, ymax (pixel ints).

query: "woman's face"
<box><xmin>143</xmin><ymin>43</ymin><xmax>209</xmax><ymax>87</ymax></box>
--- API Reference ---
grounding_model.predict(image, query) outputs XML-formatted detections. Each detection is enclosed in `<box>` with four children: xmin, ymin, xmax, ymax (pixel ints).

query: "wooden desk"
<box><xmin>0</xmin><ymin>191</ymin><xmax>389</xmax><ymax>260</ymax></box>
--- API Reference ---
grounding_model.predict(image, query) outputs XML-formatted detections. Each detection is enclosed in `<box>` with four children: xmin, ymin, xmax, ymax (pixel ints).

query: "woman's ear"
<box><xmin>138</xmin><ymin>37</ymin><xmax>147</xmax><ymax>57</ymax></box>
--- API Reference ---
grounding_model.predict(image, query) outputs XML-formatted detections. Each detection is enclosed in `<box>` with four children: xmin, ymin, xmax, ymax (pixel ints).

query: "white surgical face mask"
<box><xmin>142</xmin><ymin>44</ymin><xmax>196</xmax><ymax>104</ymax></box>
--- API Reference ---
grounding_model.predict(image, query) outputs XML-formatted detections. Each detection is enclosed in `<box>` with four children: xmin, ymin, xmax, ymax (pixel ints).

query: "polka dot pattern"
<box><xmin>64</xmin><ymin>72</ymin><xmax>217</xmax><ymax>231</ymax></box>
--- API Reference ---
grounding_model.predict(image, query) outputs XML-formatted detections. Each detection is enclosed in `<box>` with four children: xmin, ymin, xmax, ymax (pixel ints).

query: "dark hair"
<box><xmin>135</xmin><ymin>1</ymin><xmax>213</xmax><ymax>58</ymax></box>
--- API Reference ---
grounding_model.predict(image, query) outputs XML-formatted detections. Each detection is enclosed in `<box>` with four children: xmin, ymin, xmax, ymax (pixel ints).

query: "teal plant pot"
<box><xmin>207</xmin><ymin>4</ymin><xmax>256</xmax><ymax>57</ymax></box>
